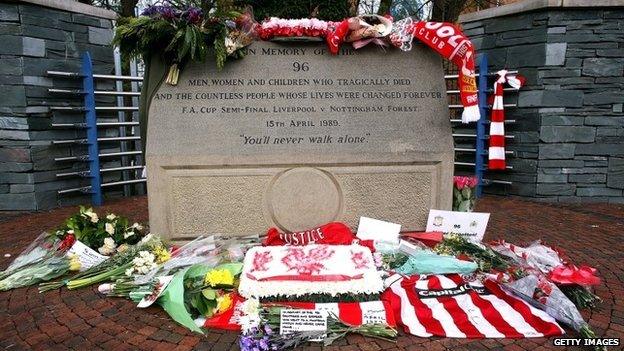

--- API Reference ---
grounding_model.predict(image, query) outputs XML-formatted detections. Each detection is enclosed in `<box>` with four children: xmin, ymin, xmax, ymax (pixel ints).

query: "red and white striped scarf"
<box><xmin>488</xmin><ymin>70</ymin><xmax>525</xmax><ymax>170</ymax></box>
<box><xmin>382</xmin><ymin>274</ymin><xmax>564</xmax><ymax>338</ymax></box>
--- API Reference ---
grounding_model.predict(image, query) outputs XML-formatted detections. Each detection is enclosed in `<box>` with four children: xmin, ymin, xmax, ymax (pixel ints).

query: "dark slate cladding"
<box><xmin>462</xmin><ymin>7</ymin><xmax>624</xmax><ymax>203</ymax></box>
<box><xmin>0</xmin><ymin>3</ymin><xmax>116</xmax><ymax>210</ymax></box>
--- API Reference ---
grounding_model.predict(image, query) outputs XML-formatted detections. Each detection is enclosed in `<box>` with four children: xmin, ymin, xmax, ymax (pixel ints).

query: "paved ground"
<box><xmin>0</xmin><ymin>196</ymin><xmax>622</xmax><ymax>351</ymax></box>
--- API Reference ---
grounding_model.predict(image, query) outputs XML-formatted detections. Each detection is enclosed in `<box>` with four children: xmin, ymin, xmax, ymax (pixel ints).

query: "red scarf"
<box><xmin>262</xmin><ymin>222</ymin><xmax>375</xmax><ymax>251</ymax></box>
<box><xmin>488</xmin><ymin>70</ymin><xmax>524</xmax><ymax>170</ymax></box>
<box><xmin>411</xmin><ymin>22</ymin><xmax>480</xmax><ymax>123</ymax></box>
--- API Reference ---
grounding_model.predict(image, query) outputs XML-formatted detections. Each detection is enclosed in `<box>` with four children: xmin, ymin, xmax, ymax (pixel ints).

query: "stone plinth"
<box><xmin>146</xmin><ymin>41</ymin><xmax>453</xmax><ymax>240</ymax></box>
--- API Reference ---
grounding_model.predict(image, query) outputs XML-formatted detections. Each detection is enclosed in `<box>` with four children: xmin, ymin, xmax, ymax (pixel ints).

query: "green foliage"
<box><xmin>114</xmin><ymin>4</ymin><xmax>249</xmax><ymax>83</ymax></box>
<box><xmin>560</xmin><ymin>285</ymin><xmax>602</xmax><ymax>310</ymax></box>
<box><xmin>57</xmin><ymin>206</ymin><xmax>145</xmax><ymax>251</ymax></box>
<box><xmin>452</xmin><ymin>185</ymin><xmax>476</xmax><ymax>212</ymax></box>
<box><xmin>114</xmin><ymin>16</ymin><xmax>207</xmax><ymax>67</ymax></box>
<box><xmin>113</xmin><ymin>16</ymin><xmax>176</xmax><ymax>59</ymax></box>
<box><xmin>434</xmin><ymin>234</ymin><xmax>511</xmax><ymax>272</ymax></box>
<box><xmin>183</xmin><ymin>263</ymin><xmax>241</xmax><ymax>318</ymax></box>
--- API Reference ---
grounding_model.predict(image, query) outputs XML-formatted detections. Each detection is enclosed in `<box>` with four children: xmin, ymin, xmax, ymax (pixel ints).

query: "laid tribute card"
<box><xmin>425</xmin><ymin>209</ymin><xmax>490</xmax><ymax>243</ymax></box>
<box><xmin>356</xmin><ymin>217</ymin><xmax>401</xmax><ymax>243</ymax></box>
<box><xmin>66</xmin><ymin>240</ymin><xmax>108</xmax><ymax>271</ymax></box>
<box><xmin>279</xmin><ymin>309</ymin><xmax>327</xmax><ymax>340</ymax></box>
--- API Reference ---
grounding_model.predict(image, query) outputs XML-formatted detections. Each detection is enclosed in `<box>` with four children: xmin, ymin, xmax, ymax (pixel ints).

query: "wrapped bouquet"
<box><xmin>452</xmin><ymin>176</ymin><xmax>478</xmax><ymax>212</ymax></box>
<box><xmin>2</xmin><ymin>207</ymin><xmax>147</xmax><ymax>291</ymax></box>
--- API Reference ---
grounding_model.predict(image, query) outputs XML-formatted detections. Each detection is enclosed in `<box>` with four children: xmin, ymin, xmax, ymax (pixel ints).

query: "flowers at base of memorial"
<box><xmin>496</xmin><ymin>273</ymin><xmax>605</xmax><ymax>351</ymax></box>
<box><xmin>142</xmin><ymin>262</ymin><xmax>245</xmax><ymax>334</ymax></box>
<box><xmin>101</xmin><ymin>236</ymin><xmax>255</xmax><ymax>299</ymax></box>
<box><xmin>68</xmin><ymin>234</ymin><xmax>168</xmax><ymax>289</ymax></box>
<box><xmin>184</xmin><ymin>263</ymin><xmax>242</xmax><ymax>319</ymax></box>
<box><xmin>58</xmin><ymin>206</ymin><xmax>147</xmax><ymax>256</ymax></box>
<box><xmin>39</xmin><ymin>234</ymin><xmax>169</xmax><ymax>292</ymax></box>
<box><xmin>452</xmin><ymin>176</ymin><xmax>478</xmax><ymax>212</ymax></box>
<box><xmin>238</xmin><ymin>301</ymin><xmax>397</xmax><ymax>349</ymax></box>
<box><xmin>434</xmin><ymin>234</ymin><xmax>510</xmax><ymax>272</ymax></box>
<box><xmin>0</xmin><ymin>232</ymin><xmax>72</xmax><ymax>282</ymax></box>
<box><xmin>489</xmin><ymin>240</ymin><xmax>602</xmax><ymax>310</ymax></box>
<box><xmin>1</xmin><ymin>206</ymin><xmax>147</xmax><ymax>291</ymax></box>
<box><xmin>96</xmin><ymin>237</ymin><xmax>258</xmax><ymax>334</ymax></box>
<box><xmin>0</xmin><ymin>250</ymin><xmax>81</xmax><ymax>291</ymax></box>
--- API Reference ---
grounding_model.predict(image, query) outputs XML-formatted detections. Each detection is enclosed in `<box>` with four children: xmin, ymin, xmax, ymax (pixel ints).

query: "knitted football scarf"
<box><xmin>411</xmin><ymin>22</ymin><xmax>480</xmax><ymax>123</ymax></box>
<box><xmin>488</xmin><ymin>70</ymin><xmax>524</xmax><ymax>170</ymax></box>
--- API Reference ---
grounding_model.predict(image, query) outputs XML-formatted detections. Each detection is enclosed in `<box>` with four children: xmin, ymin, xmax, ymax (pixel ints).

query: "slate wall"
<box><xmin>0</xmin><ymin>2</ymin><xmax>116</xmax><ymax>210</ymax></box>
<box><xmin>461</xmin><ymin>7</ymin><xmax>624</xmax><ymax>203</ymax></box>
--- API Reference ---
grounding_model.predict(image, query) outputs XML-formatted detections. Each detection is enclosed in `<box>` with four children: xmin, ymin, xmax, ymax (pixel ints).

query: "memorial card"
<box><xmin>279</xmin><ymin>309</ymin><xmax>327</xmax><ymax>341</ymax></box>
<box><xmin>425</xmin><ymin>209</ymin><xmax>490</xmax><ymax>242</ymax></box>
<box><xmin>356</xmin><ymin>217</ymin><xmax>401</xmax><ymax>243</ymax></box>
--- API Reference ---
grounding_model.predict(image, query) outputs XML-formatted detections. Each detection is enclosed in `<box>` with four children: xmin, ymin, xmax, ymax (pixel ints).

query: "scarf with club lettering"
<box><xmin>263</xmin><ymin>222</ymin><xmax>375</xmax><ymax>251</ymax></box>
<box><xmin>411</xmin><ymin>22</ymin><xmax>480</xmax><ymax>123</ymax></box>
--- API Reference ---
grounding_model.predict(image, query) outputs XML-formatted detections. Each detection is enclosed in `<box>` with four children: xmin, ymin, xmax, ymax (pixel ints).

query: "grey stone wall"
<box><xmin>0</xmin><ymin>2</ymin><xmax>116</xmax><ymax>210</ymax></box>
<box><xmin>461</xmin><ymin>8</ymin><xmax>624</xmax><ymax>203</ymax></box>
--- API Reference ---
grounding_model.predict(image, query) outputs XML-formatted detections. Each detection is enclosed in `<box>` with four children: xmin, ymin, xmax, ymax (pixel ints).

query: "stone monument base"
<box><xmin>147</xmin><ymin>161</ymin><xmax>451</xmax><ymax>240</ymax></box>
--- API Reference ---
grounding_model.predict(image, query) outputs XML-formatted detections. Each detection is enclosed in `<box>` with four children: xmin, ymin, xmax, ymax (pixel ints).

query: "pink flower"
<box><xmin>453</xmin><ymin>176</ymin><xmax>478</xmax><ymax>190</ymax></box>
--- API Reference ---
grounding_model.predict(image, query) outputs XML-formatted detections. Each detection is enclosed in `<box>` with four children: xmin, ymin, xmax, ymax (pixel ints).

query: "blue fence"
<box><xmin>48</xmin><ymin>52</ymin><xmax>145</xmax><ymax>205</ymax></box>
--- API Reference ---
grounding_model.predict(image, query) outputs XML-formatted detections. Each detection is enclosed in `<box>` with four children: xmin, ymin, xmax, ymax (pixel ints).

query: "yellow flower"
<box><xmin>215</xmin><ymin>293</ymin><xmax>234</xmax><ymax>314</ymax></box>
<box><xmin>153</xmin><ymin>246</ymin><xmax>171</xmax><ymax>264</ymax></box>
<box><xmin>68</xmin><ymin>254</ymin><xmax>81</xmax><ymax>271</ymax></box>
<box><xmin>204</xmin><ymin>269</ymin><xmax>234</xmax><ymax>287</ymax></box>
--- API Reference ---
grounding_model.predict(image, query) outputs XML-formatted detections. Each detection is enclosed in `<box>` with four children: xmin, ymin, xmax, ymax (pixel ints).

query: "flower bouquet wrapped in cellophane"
<box><xmin>153</xmin><ymin>261</ymin><xmax>244</xmax><ymax>334</ymax></box>
<box><xmin>0</xmin><ymin>231</ymin><xmax>81</xmax><ymax>291</ymax></box>
<box><xmin>0</xmin><ymin>232</ymin><xmax>80</xmax><ymax>291</ymax></box>
<box><xmin>1</xmin><ymin>232</ymin><xmax>63</xmax><ymax>279</ymax></box>
<box><xmin>498</xmin><ymin>273</ymin><xmax>606</xmax><ymax>351</ymax></box>
<box><xmin>103</xmin><ymin>235</ymin><xmax>257</xmax><ymax>299</ymax></box>
<box><xmin>490</xmin><ymin>240</ymin><xmax>602</xmax><ymax>310</ymax></box>
<box><xmin>2</xmin><ymin>205</ymin><xmax>149</xmax><ymax>292</ymax></box>
<box><xmin>39</xmin><ymin>234</ymin><xmax>168</xmax><ymax>292</ymax></box>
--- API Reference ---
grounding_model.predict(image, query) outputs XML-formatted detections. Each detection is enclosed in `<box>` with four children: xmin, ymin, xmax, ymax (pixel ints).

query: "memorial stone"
<box><xmin>147</xmin><ymin>41</ymin><xmax>453</xmax><ymax>240</ymax></box>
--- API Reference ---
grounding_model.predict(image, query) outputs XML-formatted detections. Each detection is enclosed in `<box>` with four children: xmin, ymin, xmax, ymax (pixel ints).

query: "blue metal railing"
<box><xmin>48</xmin><ymin>52</ymin><xmax>145</xmax><ymax>203</ymax></box>
<box><xmin>475</xmin><ymin>54</ymin><xmax>489</xmax><ymax>198</ymax></box>
<box><xmin>81</xmin><ymin>53</ymin><xmax>103</xmax><ymax>205</ymax></box>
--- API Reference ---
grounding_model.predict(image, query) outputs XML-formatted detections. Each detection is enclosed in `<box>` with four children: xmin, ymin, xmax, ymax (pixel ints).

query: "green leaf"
<box><xmin>458</xmin><ymin>200</ymin><xmax>472</xmax><ymax>212</ymax></box>
<box><xmin>202</xmin><ymin>288</ymin><xmax>216</xmax><ymax>300</ymax></box>
<box><xmin>453</xmin><ymin>187</ymin><xmax>462</xmax><ymax>202</ymax></box>
<box><xmin>178</xmin><ymin>25</ymin><xmax>192</xmax><ymax>62</ymax></box>
<box><xmin>185</xmin><ymin>264</ymin><xmax>213</xmax><ymax>281</ymax></box>
<box><xmin>461</xmin><ymin>187</ymin><xmax>472</xmax><ymax>199</ymax></box>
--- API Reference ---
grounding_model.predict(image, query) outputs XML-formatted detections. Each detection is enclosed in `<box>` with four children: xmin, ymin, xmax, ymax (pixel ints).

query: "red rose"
<box><xmin>58</xmin><ymin>234</ymin><xmax>76</xmax><ymax>251</ymax></box>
